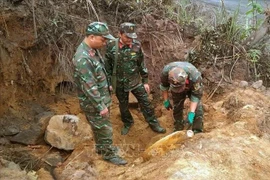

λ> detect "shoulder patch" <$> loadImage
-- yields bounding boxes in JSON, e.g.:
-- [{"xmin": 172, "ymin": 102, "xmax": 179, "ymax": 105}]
[
  {"xmin": 106, "ymin": 39, "xmax": 117, "ymax": 49},
  {"xmin": 89, "ymin": 49, "xmax": 95, "ymax": 57},
  {"xmin": 131, "ymin": 43, "xmax": 141, "ymax": 52},
  {"xmin": 193, "ymin": 81, "xmax": 202, "ymax": 91}
]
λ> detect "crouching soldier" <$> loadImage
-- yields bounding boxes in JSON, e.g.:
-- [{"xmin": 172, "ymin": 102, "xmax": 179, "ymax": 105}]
[{"xmin": 160, "ymin": 61, "xmax": 204, "ymax": 133}]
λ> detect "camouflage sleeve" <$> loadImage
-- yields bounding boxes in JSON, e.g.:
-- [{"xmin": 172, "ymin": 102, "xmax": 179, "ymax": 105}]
[
  {"xmin": 190, "ymin": 76, "xmax": 203, "ymax": 102},
  {"xmin": 138, "ymin": 48, "xmax": 149, "ymax": 84},
  {"xmin": 160, "ymin": 68, "xmax": 170, "ymax": 91},
  {"xmin": 76, "ymin": 58, "xmax": 106, "ymax": 111},
  {"xmin": 104, "ymin": 42, "xmax": 114, "ymax": 85}
]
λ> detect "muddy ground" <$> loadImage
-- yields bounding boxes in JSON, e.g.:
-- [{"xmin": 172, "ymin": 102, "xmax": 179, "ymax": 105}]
[{"xmin": 1, "ymin": 1, "xmax": 270, "ymax": 180}]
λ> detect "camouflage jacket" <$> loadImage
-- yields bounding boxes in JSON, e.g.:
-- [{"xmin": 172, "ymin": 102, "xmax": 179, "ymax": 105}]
[
  {"xmin": 105, "ymin": 38, "xmax": 148, "ymax": 92},
  {"xmin": 160, "ymin": 61, "xmax": 203, "ymax": 102},
  {"xmin": 73, "ymin": 41, "xmax": 111, "ymax": 112}
]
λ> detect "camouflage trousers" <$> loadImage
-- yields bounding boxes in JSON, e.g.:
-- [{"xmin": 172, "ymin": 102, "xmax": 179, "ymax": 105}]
[
  {"xmin": 116, "ymin": 84, "xmax": 158, "ymax": 126},
  {"xmin": 171, "ymin": 91, "xmax": 204, "ymax": 132},
  {"xmin": 84, "ymin": 110, "xmax": 117, "ymax": 160}
]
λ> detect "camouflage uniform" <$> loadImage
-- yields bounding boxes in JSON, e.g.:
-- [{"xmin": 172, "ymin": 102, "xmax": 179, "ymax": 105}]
[
  {"xmin": 160, "ymin": 61, "xmax": 204, "ymax": 132},
  {"xmin": 105, "ymin": 22, "xmax": 165, "ymax": 134},
  {"xmin": 73, "ymin": 22, "xmax": 122, "ymax": 162}
]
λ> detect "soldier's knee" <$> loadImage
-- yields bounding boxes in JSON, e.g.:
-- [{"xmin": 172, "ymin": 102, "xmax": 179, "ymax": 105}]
[{"xmin": 195, "ymin": 106, "xmax": 204, "ymax": 116}]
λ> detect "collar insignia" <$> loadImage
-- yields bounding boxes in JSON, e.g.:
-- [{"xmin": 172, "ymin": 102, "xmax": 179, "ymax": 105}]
[{"xmin": 89, "ymin": 49, "xmax": 95, "ymax": 57}]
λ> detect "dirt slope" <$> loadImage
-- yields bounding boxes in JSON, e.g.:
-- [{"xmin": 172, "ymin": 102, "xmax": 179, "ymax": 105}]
[{"xmin": 49, "ymin": 85, "xmax": 269, "ymax": 180}]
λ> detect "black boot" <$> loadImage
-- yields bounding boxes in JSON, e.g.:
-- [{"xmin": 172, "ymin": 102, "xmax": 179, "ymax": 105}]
[
  {"xmin": 192, "ymin": 117, "xmax": 203, "ymax": 133},
  {"xmin": 174, "ymin": 120, "xmax": 184, "ymax": 132},
  {"xmin": 121, "ymin": 124, "xmax": 133, "ymax": 135},
  {"xmin": 97, "ymin": 146, "xmax": 127, "ymax": 165},
  {"xmin": 105, "ymin": 155, "xmax": 127, "ymax": 165},
  {"xmin": 96, "ymin": 146, "xmax": 119, "ymax": 155},
  {"xmin": 193, "ymin": 129, "xmax": 203, "ymax": 134},
  {"xmin": 149, "ymin": 122, "xmax": 166, "ymax": 133}
]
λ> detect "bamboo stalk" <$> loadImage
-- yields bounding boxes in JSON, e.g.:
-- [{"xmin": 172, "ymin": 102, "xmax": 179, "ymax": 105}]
[
  {"xmin": 32, "ymin": 0, "xmax": 38, "ymax": 39},
  {"xmin": 2, "ymin": 16, "xmax": 9, "ymax": 37},
  {"xmin": 85, "ymin": 0, "xmax": 99, "ymax": 21}
]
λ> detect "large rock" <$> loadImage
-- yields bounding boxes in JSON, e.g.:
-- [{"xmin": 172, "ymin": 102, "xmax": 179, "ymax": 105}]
[
  {"xmin": 10, "ymin": 111, "xmax": 54, "ymax": 145},
  {"xmin": 0, "ymin": 124, "xmax": 20, "ymax": 136},
  {"xmin": 0, "ymin": 158, "xmax": 38, "ymax": 180},
  {"xmin": 53, "ymin": 147, "xmax": 98, "ymax": 180},
  {"xmin": 44, "ymin": 115, "xmax": 92, "ymax": 150},
  {"xmin": 37, "ymin": 168, "xmax": 54, "ymax": 180},
  {"xmin": 252, "ymin": 80, "xmax": 263, "ymax": 89}
]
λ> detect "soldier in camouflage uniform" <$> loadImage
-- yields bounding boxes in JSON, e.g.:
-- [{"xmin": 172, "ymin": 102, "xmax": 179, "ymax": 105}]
[
  {"xmin": 105, "ymin": 22, "xmax": 166, "ymax": 135},
  {"xmin": 73, "ymin": 22, "xmax": 127, "ymax": 165},
  {"xmin": 160, "ymin": 61, "xmax": 204, "ymax": 133}
]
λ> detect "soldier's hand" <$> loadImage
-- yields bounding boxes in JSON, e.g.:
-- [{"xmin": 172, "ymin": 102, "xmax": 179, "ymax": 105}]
[
  {"xmin": 109, "ymin": 86, "xmax": 113, "ymax": 92},
  {"xmin": 186, "ymin": 112, "xmax": 195, "ymax": 124},
  {"xmin": 100, "ymin": 107, "xmax": 109, "ymax": 117},
  {"xmin": 163, "ymin": 100, "xmax": 172, "ymax": 110},
  {"xmin": 144, "ymin": 84, "xmax": 150, "ymax": 94}
]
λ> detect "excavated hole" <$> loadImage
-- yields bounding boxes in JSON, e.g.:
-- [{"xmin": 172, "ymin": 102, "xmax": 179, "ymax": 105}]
[{"xmin": 55, "ymin": 81, "xmax": 76, "ymax": 95}]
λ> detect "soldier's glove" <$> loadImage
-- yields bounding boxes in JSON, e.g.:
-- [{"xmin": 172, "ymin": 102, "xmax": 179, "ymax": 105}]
[
  {"xmin": 187, "ymin": 112, "xmax": 195, "ymax": 124},
  {"xmin": 163, "ymin": 100, "xmax": 172, "ymax": 110}
]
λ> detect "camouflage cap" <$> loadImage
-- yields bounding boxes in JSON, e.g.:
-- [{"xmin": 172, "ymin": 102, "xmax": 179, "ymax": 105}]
[
  {"xmin": 86, "ymin": 22, "xmax": 115, "ymax": 40},
  {"xmin": 168, "ymin": 67, "xmax": 188, "ymax": 93},
  {"xmin": 119, "ymin": 22, "xmax": 137, "ymax": 39}
]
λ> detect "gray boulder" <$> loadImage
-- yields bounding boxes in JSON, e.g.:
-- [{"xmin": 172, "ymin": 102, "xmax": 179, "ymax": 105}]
[{"xmin": 44, "ymin": 115, "xmax": 92, "ymax": 150}]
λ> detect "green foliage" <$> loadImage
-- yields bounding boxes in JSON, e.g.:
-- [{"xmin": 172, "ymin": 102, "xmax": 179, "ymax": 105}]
[
  {"xmin": 164, "ymin": 0, "xmax": 194, "ymax": 24},
  {"xmin": 114, "ymin": 0, "xmax": 268, "ymax": 85},
  {"xmin": 246, "ymin": 0, "xmax": 263, "ymax": 17},
  {"xmin": 99, "ymin": 0, "xmax": 175, "ymax": 24},
  {"xmin": 247, "ymin": 49, "xmax": 262, "ymax": 63},
  {"xmin": 243, "ymin": 0, "xmax": 264, "ymax": 38},
  {"xmin": 243, "ymin": 1, "xmax": 266, "ymax": 81},
  {"xmin": 247, "ymin": 49, "xmax": 262, "ymax": 80},
  {"xmin": 135, "ymin": 0, "xmax": 174, "ymax": 6},
  {"xmin": 224, "ymin": 8, "xmax": 242, "ymax": 42},
  {"xmin": 33, "ymin": 0, "xmax": 269, "ymax": 86},
  {"xmin": 187, "ymin": 18, "xmax": 239, "ymax": 67}
]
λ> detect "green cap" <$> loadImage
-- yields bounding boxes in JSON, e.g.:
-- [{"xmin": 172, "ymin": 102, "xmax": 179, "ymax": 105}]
[
  {"xmin": 168, "ymin": 67, "xmax": 188, "ymax": 93},
  {"xmin": 119, "ymin": 22, "xmax": 137, "ymax": 39},
  {"xmin": 86, "ymin": 22, "xmax": 115, "ymax": 40}
]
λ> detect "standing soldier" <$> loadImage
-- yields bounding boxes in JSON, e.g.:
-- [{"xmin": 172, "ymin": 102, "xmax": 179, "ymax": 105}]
[
  {"xmin": 73, "ymin": 22, "xmax": 127, "ymax": 165},
  {"xmin": 105, "ymin": 22, "xmax": 166, "ymax": 135},
  {"xmin": 160, "ymin": 61, "xmax": 204, "ymax": 133}
]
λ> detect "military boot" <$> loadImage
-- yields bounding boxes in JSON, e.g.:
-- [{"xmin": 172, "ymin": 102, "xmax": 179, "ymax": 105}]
[
  {"xmin": 96, "ymin": 146, "xmax": 119, "ymax": 155},
  {"xmin": 174, "ymin": 120, "xmax": 184, "ymax": 132},
  {"xmin": 149, "ymin": 122, "xmax": 166, "ymax": 133},
  {"xmin": 121, "ymin": 124, "xmax": 133, "ymax": 135},
  {"xmin": 105, "ymin": 155, "xmax": 127, "ymax": 165},
  {"xmin": 193, "ymin": 129, "xmax": 203, "ymax": 134}
]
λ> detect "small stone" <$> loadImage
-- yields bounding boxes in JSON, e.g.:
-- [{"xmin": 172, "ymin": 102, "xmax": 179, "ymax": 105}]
[
  {"xmin": 252, "ymin": 80, "xmax": 263, "ymax": 89},
  {"xmin": 72, "ymin": 170, "xmax": 86, "ymax": 179},
  {"xmin": 239, "ymin": 81, "xmax": 248, "ymax": 88},
  {"xmin": 133, "ymin": 157, "xmax": 144, "ymax": 165}
]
